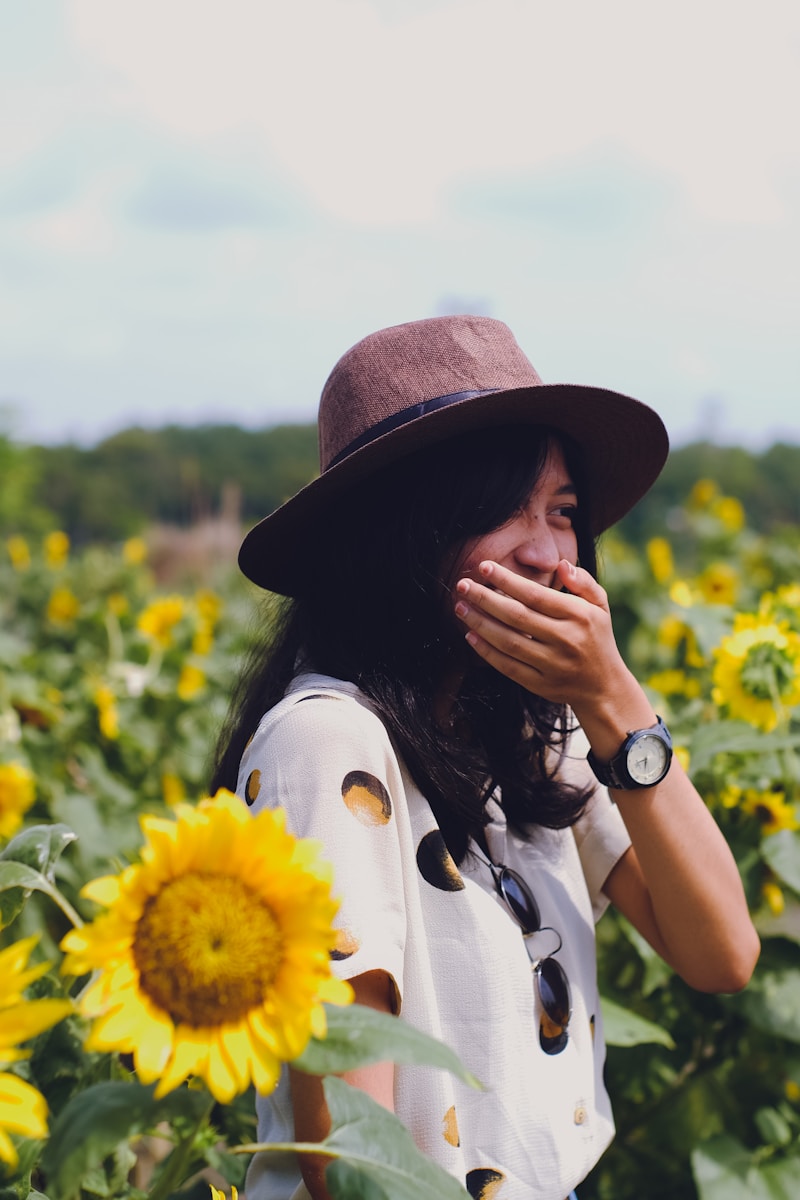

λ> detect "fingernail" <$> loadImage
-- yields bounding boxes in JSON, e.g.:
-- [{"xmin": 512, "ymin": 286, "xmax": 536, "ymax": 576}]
[{"xmin": 454, "ymin": 601, "xmax": 469, "ymax": 618}]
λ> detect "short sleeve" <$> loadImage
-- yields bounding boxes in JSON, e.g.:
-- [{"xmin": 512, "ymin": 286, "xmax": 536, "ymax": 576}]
[
  {"xmin": 237, "ymin": 688, "xmax": 407, "ymax": 1007},
  {"xmin": 559, "ymin": 722, "xmax": 632, "ymax": 922}
]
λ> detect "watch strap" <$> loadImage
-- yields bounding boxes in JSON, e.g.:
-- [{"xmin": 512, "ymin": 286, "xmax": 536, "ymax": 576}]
[{"xmin": 587, "ymin": 716, "xmax": 672, "ymax": 790}]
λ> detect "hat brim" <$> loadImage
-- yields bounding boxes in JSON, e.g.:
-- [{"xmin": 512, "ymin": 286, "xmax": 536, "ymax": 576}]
[{"xmin": 239, "ymin": 382, "xmax": 668, "ymax": 595}]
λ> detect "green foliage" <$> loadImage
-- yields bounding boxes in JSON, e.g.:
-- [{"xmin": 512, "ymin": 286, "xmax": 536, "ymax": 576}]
[
  {"xmin": 2, "ymin": 474, "xmax": 800, "ymax": 1198},
  {"xmin": 7, "ymin": 419, "xmax": 800, "ymax": 551},
  {"xmin": 317, "ymin": 1078, "xmax": 471, "ymax": 1200},
  {"xmin": 27, "ymin": 424, "xmax": 318, "ymax": 543},
  {"xmin": 0, "ymin": 434, "xmax": 51, "ymax": 538},
  {"xmin": 295, "ymin": 1005, "xmax": 483, "ymax": 1089}
]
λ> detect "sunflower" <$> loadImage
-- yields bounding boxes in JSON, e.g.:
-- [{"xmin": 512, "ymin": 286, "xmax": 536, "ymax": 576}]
[
  {"xmin": 93, "ymin": 684, "xmax": 119, "ymax": 741},
  {"xmin": 0, "ymin": 762, "xmax": 36, "ymax": 841},
  {"xmin": 60, "ymin": 790, "xmax": 352, "ymax": 1104},
  {"xmin": 698, "ymin": 561, "xmax": 739, "ymax": 606},
  {"xmin": 0, "ymin": 938, "xmax": 73, "ymax": 1168},
  {"xmin": 712, "ymin": 615, "xmax": 800, "ymax": 731},
  {"xmin": 46, "ymin": 586, "xmax": 80, "ymax": 626},
  {"xmin": 177, "ymin": 664, "xmax": 206, "ymax": 701},
  {"xmin": 741, "ymin": 788, "xmax": 800, "ymax": 836},
  {"xmin": 43, "ymin": 530, "xmax": 70, "ymax": 569},
  {"xmin": 136, "ymin": 596, "xmax": 185, "ymax": 647},
  {"xmin": 5, "ymin": 537, "xmax": 31, "ymax": 572},
  {"xmin": 645, "ymin": 537, "xmax": 674, "ymax": 584}
]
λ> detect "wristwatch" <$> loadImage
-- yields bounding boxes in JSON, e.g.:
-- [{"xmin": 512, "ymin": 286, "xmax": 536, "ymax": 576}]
[{"xmin": 587, "ymin": 716, "xmax": 673, "ymax": 790}]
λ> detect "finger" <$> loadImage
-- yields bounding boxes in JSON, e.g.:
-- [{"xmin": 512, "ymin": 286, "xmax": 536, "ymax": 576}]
[
  {"xmin": 555, "ymin": 560, "xmax": 610, "ymax": 611},
  {"xmin": 458, "ymin": 562, "xmax": 576, "ymax": 622},
  {"xmin": 464, "ymin": 629, "xmax": 550, "ymax": 693},
  {"xmin": 454, "ymin": 582, "xmax": 553, "ymax": 641}
]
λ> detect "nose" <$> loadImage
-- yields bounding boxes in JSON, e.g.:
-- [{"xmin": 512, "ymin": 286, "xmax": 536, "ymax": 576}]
[{"xmin": 511, "ymin": 517, "xmax": 562, "ymax": 579}]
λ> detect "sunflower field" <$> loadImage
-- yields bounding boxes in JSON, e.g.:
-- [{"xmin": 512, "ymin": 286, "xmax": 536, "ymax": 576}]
[{"xmin": 1, "ymin": 478, "xmax": 800, "ymax": 1200}]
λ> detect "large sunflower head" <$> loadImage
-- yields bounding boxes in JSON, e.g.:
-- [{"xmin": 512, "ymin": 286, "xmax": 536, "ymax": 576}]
[
  {"xmin": 712, "ymin": 615, "xmax": 800, "ymax": 732},
  {"xmin": 60, "ymin": 790, "xmax": 352, "ymax": 1104}
]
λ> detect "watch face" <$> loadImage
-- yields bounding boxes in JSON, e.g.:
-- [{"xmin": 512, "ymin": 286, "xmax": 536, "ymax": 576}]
[{"xmin": 626, "ymin": 733, "xmax": 670, "ymax": 785}]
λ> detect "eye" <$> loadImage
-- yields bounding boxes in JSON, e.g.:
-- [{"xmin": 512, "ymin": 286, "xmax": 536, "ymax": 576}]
[{"xmin": 551, "ymin": 504, "xmax": 578, "ymax": 528}]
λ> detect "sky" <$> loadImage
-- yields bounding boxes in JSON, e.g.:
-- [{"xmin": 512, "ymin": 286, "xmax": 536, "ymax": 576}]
[{"xmin": 1, "ymin": 0, "xmax": 798, "ymax": 451}]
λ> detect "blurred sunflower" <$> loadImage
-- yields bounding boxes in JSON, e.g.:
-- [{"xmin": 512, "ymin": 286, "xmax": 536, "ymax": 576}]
[
  {"xmin": 762, "ymin": 880, "xmax": 785, "ymax": 916},
  {"xmin": 5, "ymin": 537, "xmax": 30, "ymax": 571},
  {"xmin": 0, "ymin": 762, "xmax": 36, "ymax": 841},
  {"xmin": 698, "ymin": 561, "xmax": 739, "ymax": 606},
  {"xmin": 688, "ymin": 478, "xmax": 718, "ymax": 510},
  {"xmin": 657, "ymin": 614, "xmax": 706, "ymax": 668},
  {"xmin": 93, "ymin": 684, "xmax": 119, "ymax": 741},
  {"xmin": 741, "ymin": 788, "xmax": 799, "ymax": 836},
  {"xmin": 137, "ymin": 596, "xmax": 185, "ymax": 647},
  {"xmin": 645, "ymin": 537, "xmax": 674, "ymax": 584},
  {"xmin": 712, "ymin": 615, "xmax": 800, "ymax": 731},
  {"xmin": 647, "ymin": 668, "xmax": 701, "ymax": 700},
  {"xmin": 60, "ymin": 790, "xmax": 352, "ymax": 1104},
  {"xmin": 123, "ymin": 536, "xmax": 148, "ymax": 565},
  {"xmin": 46, "ymin": 586, "xmax": 80, "ymax": 626},
  {"xmin": 710, "ymin": 495, "xmax": 745, "ymax": 533},
  {"xmin": 43, "ymin": 531, "xmax": 70, "ymax": 569},
  {"xmin": 177, "ymin": 664, "xmax": 206, "ymax": 701},
  {"xmin": 0, "ymin": 938, "xmax": 72, "ymax": 1167}
]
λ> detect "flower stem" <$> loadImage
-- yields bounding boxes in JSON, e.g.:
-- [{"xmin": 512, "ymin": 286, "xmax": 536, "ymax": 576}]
[{"xmin": 147, "ymin": 1092, "xmax": 215, "ymax": 1200}]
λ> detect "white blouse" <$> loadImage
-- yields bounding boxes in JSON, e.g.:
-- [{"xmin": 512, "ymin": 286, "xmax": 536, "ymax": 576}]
[{"xmin": 239, "ymin": 672, "xmax": 632, "ymax": 1200}]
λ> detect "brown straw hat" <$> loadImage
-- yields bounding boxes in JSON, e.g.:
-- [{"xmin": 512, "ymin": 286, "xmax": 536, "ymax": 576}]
[{"xmin": 239, "ymin": 315, "xmax": 669, "ymax": 595}]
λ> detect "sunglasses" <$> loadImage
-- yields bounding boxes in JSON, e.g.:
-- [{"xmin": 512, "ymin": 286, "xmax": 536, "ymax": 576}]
[{"xmin": 485, "ymin": 860, "xmax": 572, "ymax": 1055}]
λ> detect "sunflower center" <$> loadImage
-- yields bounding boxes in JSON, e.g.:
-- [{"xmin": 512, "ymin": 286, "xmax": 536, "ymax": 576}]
[
  {"xmin": 740, "ymin": 641, "xmax": 794, "ymax": 700},
  {"xmin": 133, "ymin": 873, "xmax": 284, "ymax": 1027}
]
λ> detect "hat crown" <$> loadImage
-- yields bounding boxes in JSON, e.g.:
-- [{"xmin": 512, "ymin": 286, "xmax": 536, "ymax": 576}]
[{"xmin": 319, "ymin": 315, "xmax": 543, "ymax": 472}]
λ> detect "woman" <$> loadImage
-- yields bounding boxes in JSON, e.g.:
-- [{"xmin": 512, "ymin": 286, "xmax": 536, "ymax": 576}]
[{"xmin": 212, "ymin": 315, "xmax": 759, "ymax": 1200}]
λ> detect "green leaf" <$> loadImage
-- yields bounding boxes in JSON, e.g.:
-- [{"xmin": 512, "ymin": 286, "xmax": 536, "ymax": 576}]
[
  {"xmin": 618, "ymin": 916, "xmax": 673, "ymax": 995},
  {"xmin": 40, "ymin": 1080, "xmax": 210, "ymax": 1200},
  {"xmin": 0, "ymin": 824, "xmax": 77, "ymax": 930},
  {"xmin": 754, "ymin": 898, "xmax": 800, "ymax": 944},
  {"xmin": 600, "ymin": 996, "xmax": 675, "ymax": 1048},
  {"xmin": 0, "ymin": 823, "xmax": 77, "ymax": 879},
  {"xmin": 754, "ymin": 1106, "xmax": 793, "ymax": 1148},
  {"xmin": 293, "ymin": 1005, "xmax": 482, "ymax": 1089},
  {"xmin": 692, "ymin": 1135, "xmax": 800, "ymax": 1200},
  {"xmin": 688, "ymin": 721, "xmax": 800, "ymax": 775},
  {"xmin": 762, "ymin": 1155, "xmax": 800, "ymax": 1200},
  {"xmin": 324, "ymin": 1079, "xmax": 472, "ymax": 1200},
  {"xmin": 762, "ymin": 830, "xmax": 800, "ymax": 893},
  {"xmin": 0, "ymin": 862, "xmax": 80, "ymax": 930},
  {"xmin": 732, "ymin": 966, "xmax": 800, "ymax": 1043},
  {"xmin": 692, "ymin": 1135, "xmax": 773, "ymax": 1199}
]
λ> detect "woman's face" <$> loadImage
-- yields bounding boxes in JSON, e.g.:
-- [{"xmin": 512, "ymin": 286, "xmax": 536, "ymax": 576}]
[{"xmin": 448, "ymin": 442, "xmax": 579, "ymax": 591}]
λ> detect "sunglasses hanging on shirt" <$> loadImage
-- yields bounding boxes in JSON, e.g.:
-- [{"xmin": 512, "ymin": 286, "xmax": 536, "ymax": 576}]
[{"xmin": 477, "ymin": 851, "xmax": 572, "ymax": 1055}]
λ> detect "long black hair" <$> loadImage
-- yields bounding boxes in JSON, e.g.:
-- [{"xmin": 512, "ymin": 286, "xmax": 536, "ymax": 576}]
[{"xmin": 211, "ymin": 424, "xmax": 597, "ymax": 862}]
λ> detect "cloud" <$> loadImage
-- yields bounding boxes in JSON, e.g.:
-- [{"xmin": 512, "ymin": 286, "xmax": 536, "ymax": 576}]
[
  {"xmin": 128, "ymin": 157, "xmax": 303, "ymax": 231},
  {"xmin": 451, "ymin": 150, "xmax": 674, "ymax": 235},
  {"xmin": 66, "ymin": 0, "xmax": 799, "ymax": 226}
]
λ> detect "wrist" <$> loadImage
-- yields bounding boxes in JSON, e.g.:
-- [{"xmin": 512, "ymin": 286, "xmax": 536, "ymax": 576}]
[
  {"xmin": 587, "ymin": 716, "xmax": 673, "ymax": 791},
  {"xmin": 571, "ymin": 670, "xmax": 657, "ymax": 761}
]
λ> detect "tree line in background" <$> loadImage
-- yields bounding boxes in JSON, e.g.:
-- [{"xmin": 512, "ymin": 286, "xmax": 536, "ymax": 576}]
[{"xmin": 3, "ymin": 423, "xmax": 800, "ymax": 549}]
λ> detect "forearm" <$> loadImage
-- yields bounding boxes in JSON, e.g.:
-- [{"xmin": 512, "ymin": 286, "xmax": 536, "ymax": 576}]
[
  {"xmin": 290, "ymin": 970, "xmax": 396, "ymax": 1200},
  {"xmin": 577, "ymin": 671, "xmax": 759, "ymax": 992}
]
